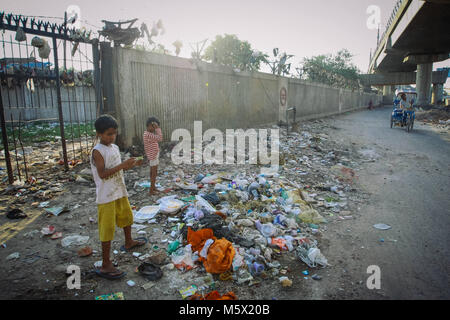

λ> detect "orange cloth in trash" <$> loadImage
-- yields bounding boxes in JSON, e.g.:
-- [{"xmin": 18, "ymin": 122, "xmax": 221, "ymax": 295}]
[
  {"xmin": 189, "ymin": 291, "xmax": 237, "ymax": 300},
  {"xmin": 187, "ymin": 227, "xmax": 216, "ymax": 254},
  {"xmin": 203, "ymin": 238, "xmax": 235, "ymax": 274}
]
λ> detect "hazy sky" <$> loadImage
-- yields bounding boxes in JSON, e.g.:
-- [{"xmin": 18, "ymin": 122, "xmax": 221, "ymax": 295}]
[{"xmin": 2, "ymin": 0, "xmax": 449, "ymax": 85}]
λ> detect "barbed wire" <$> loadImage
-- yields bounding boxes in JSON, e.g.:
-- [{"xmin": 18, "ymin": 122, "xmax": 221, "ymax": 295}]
[{"xmin": 5, "ymin": 12, "xmax": 101, "ymax": 32}]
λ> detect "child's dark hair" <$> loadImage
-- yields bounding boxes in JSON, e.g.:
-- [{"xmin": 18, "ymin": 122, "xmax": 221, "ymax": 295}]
[
  {"xmin": 95, "ymin": 115, "xmax": 118, "ymax": 133},
  {"xmin": 146, "ymin": 117, "xmax": 160, "ymax": 127}
]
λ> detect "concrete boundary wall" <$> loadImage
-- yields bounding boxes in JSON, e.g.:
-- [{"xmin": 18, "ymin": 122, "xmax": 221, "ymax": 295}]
[{"xmin": 102, "ymin": 45, "xmax": 382, "ymax": 148}]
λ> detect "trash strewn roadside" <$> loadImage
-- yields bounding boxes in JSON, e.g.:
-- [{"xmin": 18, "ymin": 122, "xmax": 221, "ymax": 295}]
[{"xmin": 0, "ymin": 119, "xmax": 373, "ymax": 299}]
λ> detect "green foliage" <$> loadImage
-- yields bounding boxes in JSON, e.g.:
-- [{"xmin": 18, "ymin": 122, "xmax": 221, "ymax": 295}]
[
  {"xmin": 203, "ymin": 34, "xmax": 264, "ymax": 71},
  {"xmin": 298, "ymin": 49, "xmax": 361, "ymax": 89},
  {"xmin": 262, "ymin": 48, "xmax": 294, "ymax": 76},
  {"xmin": 1, "ymin": 122, "xmax": 95, "ymax": 149}
]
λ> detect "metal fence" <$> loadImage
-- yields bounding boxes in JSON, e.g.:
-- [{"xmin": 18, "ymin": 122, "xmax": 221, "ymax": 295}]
[{"xmin": 0, "ymin": 12, "xmax": 102, "ymax": 184}]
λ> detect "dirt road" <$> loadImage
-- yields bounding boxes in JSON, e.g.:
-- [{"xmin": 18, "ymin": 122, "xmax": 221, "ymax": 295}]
[{"xmin": 315, "ymin": 106, "xmax": 450, "ymax": 299}]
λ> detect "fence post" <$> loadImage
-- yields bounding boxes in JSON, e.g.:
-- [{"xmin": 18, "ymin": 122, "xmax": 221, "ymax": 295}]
[
  {"xmin": 92, "ymin": 38, "xmax": 103, "ymax": 116},
  {"xmin": 52, "ymin": 36, "xmax": 69, "ymax": 170},
  {"xmin": 0, "ymin": 88, "xmax": 14, "ymax": 184}
]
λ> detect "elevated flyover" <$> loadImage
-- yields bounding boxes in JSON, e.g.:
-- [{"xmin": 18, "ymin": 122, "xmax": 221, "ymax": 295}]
[{"xmin": 367, "ymin": 0, "xmax": 450, "ymax": 105}]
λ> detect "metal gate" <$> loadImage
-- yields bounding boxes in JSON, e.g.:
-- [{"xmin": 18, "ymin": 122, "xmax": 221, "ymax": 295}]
[{"xmin": 0, "ymin": 12, "xmax": 102, "ymax": 185}]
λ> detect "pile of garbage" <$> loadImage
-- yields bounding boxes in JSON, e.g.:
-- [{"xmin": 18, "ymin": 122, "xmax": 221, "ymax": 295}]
[
  {"xmin": 416, "ymin": 107, "xmax": 450, "ymax": 127},
  {"xmin": 127, "ymin": 164, "xmax": 339, "ymax": 298},
  {"xmin": 110, "ymin": 122, "xmax": 362, "ymax": 299}
]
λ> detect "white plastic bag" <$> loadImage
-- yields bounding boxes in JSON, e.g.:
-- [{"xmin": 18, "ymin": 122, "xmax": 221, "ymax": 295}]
[
  {"xmin": 307, "ymin": 248, "xmax": 328, "ymax": 267},
  {"xmin": 135, "ymin": 206, "xmax": 160, "ymax": 221},
  {"xmin": 61, "ymin": 235, "xmax": 89, "ymax": 247},
  {"xmin": 160, "ymin": 199, "xmax": 184, "ymax": 214},
  {"xmin": 195, "ymin": 195, "xmax": 216, "ymax": 213},
  {"xmin": 171, "ymin": 244, "xmax": 195, "ymax": 268},
  {"xmin": 199, "ymin": 239, "xmax": 214, "ymax": 258}
]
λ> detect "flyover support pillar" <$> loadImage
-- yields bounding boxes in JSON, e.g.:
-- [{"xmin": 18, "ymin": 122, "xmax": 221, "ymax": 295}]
[
  {"xmin": 416, "ymin": 63, "xmax": 433, "ymax": 106},
  {"xmin": 382, "ymin": 85, "xmax": 393, "ymax": 104},
  {"xmin": 432, "ymin": 83, "xmax": 444, "ymax": 105}
]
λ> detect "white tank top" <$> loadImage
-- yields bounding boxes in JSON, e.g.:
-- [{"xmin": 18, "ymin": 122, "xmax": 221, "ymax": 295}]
[{"xmin": 90, "ymin": 143, "xmax": 128, "ymax": 204}]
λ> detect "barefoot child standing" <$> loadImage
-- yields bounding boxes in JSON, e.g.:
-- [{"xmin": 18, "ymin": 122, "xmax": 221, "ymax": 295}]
[
  {"xmin": 91, "ymin": 115, "xmax": 146, "ymax": 279},
  {"xmin": 143, "ymin": 117, "xmax": 163, "ymax": 195}
]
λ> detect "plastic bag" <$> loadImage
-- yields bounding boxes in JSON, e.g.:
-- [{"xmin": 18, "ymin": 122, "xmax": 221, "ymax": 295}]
[
  {"xmin": 15, "ymin": 27, "xmax": 26, "ymax": 42},
  {"xmin": 31, "ymin": 36, "xmax": 45, "ymax": 48},
  {"xmin": 160, "ymin": 199, "xmax": 184, "ymax": 214},
  {"xmin": 307, "ymin": 248, "xmax": 328, "ymax": 267},
  {"xmin": 172, "ymin": 244, "xmax": 195, "ymax": 271},
  {"xmin": 38, "ymin": 40, "xmax": 51, "ymax": 59},
  {"xmin": 296, "ymin": 208, "xmax": 326, "ymax": 224},
  {"xmin": 232, "ymin": 251, "xmax": 244, "ymax": 271},
  {"xmin": 195, "ymin": 195, "xmax": 216, "ymax": 213},
  {"xmin": 199, "ymin": 239, "xmax": 215, "ymax": 258},
  {"xmin": 296, "ymin": 244, "xmax": 328, "ymax": 268},
  {"xmin": 156, "ymin": 195, "xmax": 178, "ymax": 203},
  {"xmin": 135, "ymin": 206, "xmax": 159, "ymax": 221},
  {"xmin": 268, "ymin": 237, "xmax": 288, "ymax": 251},
  {"xmin": 61, "ymin": 235, "xmax": 89, "ymax": 247},
  {"xmin": 255, "ymin": 221, "xmax": 278, "ymax": 238}
]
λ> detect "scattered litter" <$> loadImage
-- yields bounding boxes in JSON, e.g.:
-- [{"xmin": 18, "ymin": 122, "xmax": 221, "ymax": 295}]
[
  {"xmin": 45, "ymin": 206, "xmax": 69, "ymax": 216},
  {"xmin": 6, "ymin": 209, "xmax": 27, "ymax": 219},
  {"xmin": 61, "ymin": 235, "xmax": 89, "ymax": 247},
  {"xmin": 50, "ymin": 232, "xmax": 63, "ymax": 240},
  {"xmin": 138, "ymin": 262, "xmax": 163, "ymax": 281},
  {"xmin": 134, "ymin": 206, "xmax": 160, "ymax": 222},
  {"xmin": 279, "ymin": 276, "xmax": 292, "ymax": 287},
  {"xmin": 6, "ymin": 252, "xmax": 20, "ymax": 260},
  {"xmin": 373, "ymin": 223, "xmax": 392, "ymax": 230},
  {"xmin": 95, "ymin": 292, "xmax": 124, "ymax": 300},
  {"xmin": 41, "ymin": 225, "xmax": 56, "ymax": 235},
  {"xmin": 77, "ymin": 246, "xmax": 93, "ymax": 257},
  {"xmin": 179, "ymin": 285, "xmax": 198, "ymax": 299}
]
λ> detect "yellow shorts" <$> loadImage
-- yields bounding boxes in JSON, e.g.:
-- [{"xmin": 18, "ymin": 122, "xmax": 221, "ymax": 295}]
[{"xmin": 97, "ymin": 197, "xmax": 133, "ymax": 242}]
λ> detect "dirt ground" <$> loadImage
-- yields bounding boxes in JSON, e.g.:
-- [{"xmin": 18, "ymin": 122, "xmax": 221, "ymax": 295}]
[{"xmin": 0, "ymin": 105, "xmax": 448, "ymax": 300}]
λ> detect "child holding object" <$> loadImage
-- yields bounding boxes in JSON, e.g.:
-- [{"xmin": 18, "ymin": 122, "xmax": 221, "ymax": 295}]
[
  {"xmin": 143, "ymin": 117, "xmax": 163, "ymax": 195},
  {"xmin": 91, "ymin": 115, "xmax": 147, "ymax": 280}
]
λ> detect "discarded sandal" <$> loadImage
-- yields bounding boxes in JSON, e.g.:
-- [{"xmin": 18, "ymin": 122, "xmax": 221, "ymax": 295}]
[
  {"xmin": 138, "ymin": 262, "xmax": 163, "ymax": 281},
  {"xmin": 6, "ymin": 209, "xmax": 27, "ymax": 219},
  {"xmin": 95, "ymin": 268, "xmax": 126, "ymax": 280}
]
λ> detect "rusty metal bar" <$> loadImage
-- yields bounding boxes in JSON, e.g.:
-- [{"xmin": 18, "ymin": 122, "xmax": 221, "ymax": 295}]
[
  {"xmin": 10, "ymin": 114, "xmax": 21, "ymax": 180},
  {"xmin": 17, "ymin": 112, "xmax": 28, "ymax": 181},
  {"xmin": 52, "ymin": 36, "xmax": 69, "ymax": 170},
  {"xmin": 0, "ymin": 87, "xmax": 14, "ymax": 184}
]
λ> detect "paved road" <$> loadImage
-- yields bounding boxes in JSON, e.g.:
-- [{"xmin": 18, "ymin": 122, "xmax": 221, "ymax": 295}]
[{"xmin": 318, "ymin": 105, "xmax": 450, "ymax": 299}]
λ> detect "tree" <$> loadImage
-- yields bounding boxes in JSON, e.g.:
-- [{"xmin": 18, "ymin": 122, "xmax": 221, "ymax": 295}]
[
  {"xmin": 203, "ymin": 34, "xmax": 264, "ymax": 71},
  {"xmin": 298, "ymin": 49, "xmax": 361, "ymax": 89},
  {"xmin": 262, "ymin": 48, "xmax": 294, "ymax": 76}
]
